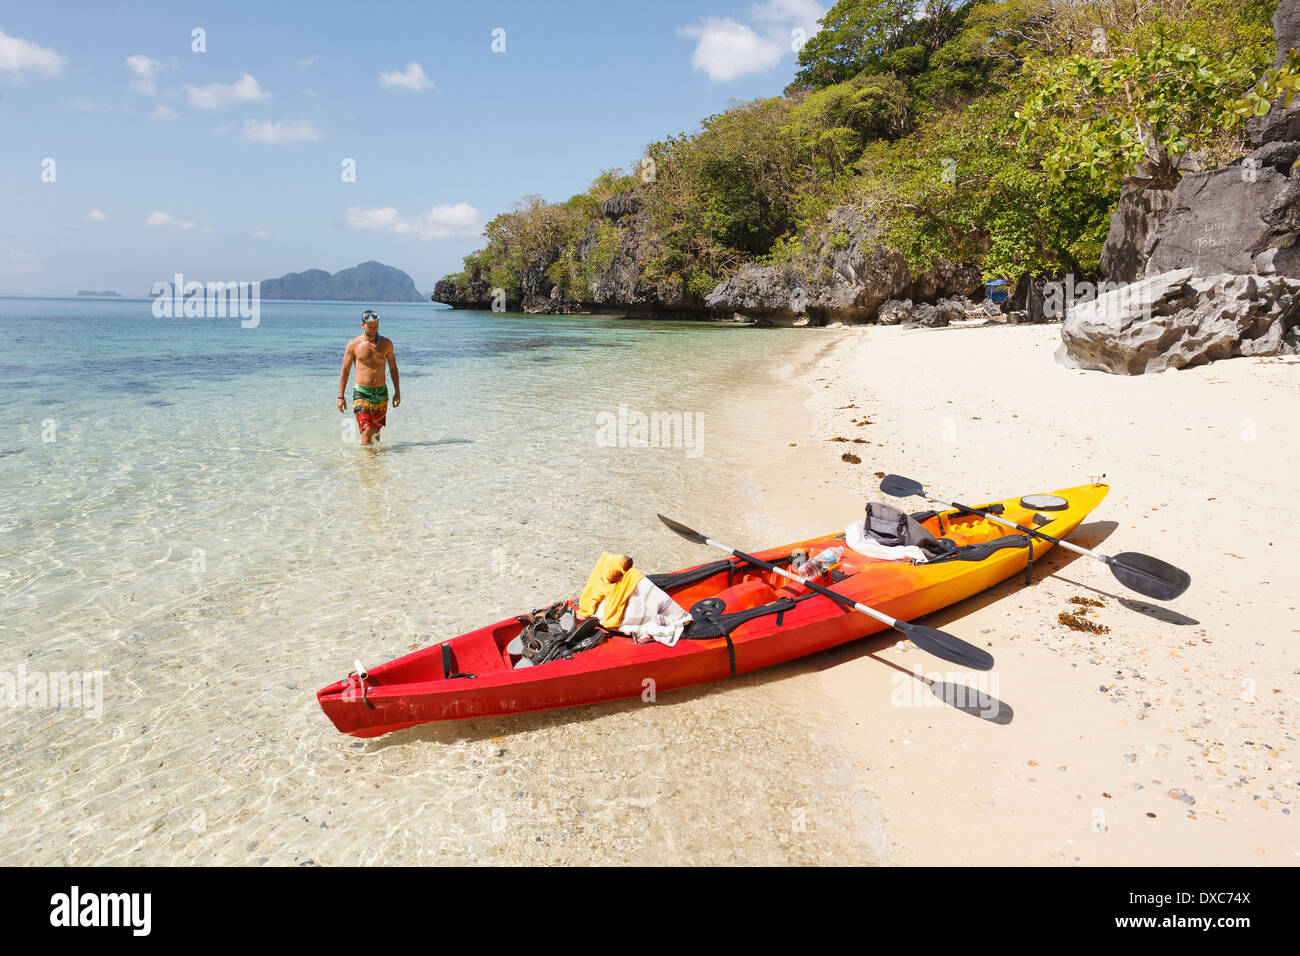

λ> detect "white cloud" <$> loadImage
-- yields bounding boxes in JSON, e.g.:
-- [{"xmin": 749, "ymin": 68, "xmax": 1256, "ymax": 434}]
[
  {"xmin": 68, "ymin": 97, "xmax": 103, "ymax": 111},
  {"xmin": 184, "ymin": 73, "xmax": 269, "ymax": 109},
  {"xmin": 84, "ymin": 209, "xmax": 110, "ymax": 222},
  {"xmin": 378, "ymin": 62, "xmax": 436, "ymax": 93},
  {"xmin": 0, "ymin": 28, "xmax": 65, "ymax": 76},
  {"xmin": 9, "ymin": 250, "xmax": 37, "ymax": 273},
  {"xmin": 297, "ymin": 55, "xmax": 318, "ymax": 69},
  {"xmin": 149, "ymin": 104, "xmax": 177, "ymax": 121},
  {"xmin": 679, "ymin": 1, "xmax": 826, "ymax": 82},
  {"xmin": 678, "ymin": 18, "xmax": 784, "ymax": 82},
  {"xmin": 345, "ymin": 203, "xmax": 482, "ymax": 241},
  {"xmin": 125, "ymin": 54, "xmax": 164, "ymax": 94},
  {"xmin": 241, "ymin": 118, "xmax": 322, "ymax": 143},
  {"xmin": 145, "ymin": 211, "xmax": 211, "ymax": 232},
  {"xmin": 248, "ymin": 229, "xmax": 271, "ymax": 239}
]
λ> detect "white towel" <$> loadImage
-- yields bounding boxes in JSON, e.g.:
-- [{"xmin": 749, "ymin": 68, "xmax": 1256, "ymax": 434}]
[
  {"xmin": 844, "ymin": 520, "xmax": 927, "ymax": 563},
  {"xmin": 594, "ymin": 576, "xmax": 693, "ymax": 646}
]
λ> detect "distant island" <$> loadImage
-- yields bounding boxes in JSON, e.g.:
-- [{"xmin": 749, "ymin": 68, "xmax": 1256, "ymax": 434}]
[
  {"xmin": 260, "ymin": 261, "xmax": 424, "ymax": 302},
  {"xmin": 77, "ymin": 290, "xmax": 123, "ymax": 297}
]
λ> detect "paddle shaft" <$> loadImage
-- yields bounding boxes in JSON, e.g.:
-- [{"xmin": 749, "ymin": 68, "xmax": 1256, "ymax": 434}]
[
  {"xmin": 921, "ymin": 492, "xmax": 1106, "ymax": 562},
  {"xmin": 696, "ymin": 535, "xmax": 902, "ymax": 629}
]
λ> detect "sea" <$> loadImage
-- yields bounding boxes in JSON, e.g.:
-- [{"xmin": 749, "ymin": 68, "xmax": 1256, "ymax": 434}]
[{"xmin": 0, "ymin": 297, "xmax": 886, "ymax": 865}]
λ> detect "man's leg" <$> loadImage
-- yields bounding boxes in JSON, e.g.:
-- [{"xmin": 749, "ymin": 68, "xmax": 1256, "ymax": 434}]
[{"xmin": 356, "ymin": 407, "xmax": 374, "ymax": 446}]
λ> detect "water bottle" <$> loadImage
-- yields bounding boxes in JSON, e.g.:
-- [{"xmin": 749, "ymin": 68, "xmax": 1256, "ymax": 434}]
[{"xmin": 795, "ymin": 547, "xmax": 842, "ymax": 579}]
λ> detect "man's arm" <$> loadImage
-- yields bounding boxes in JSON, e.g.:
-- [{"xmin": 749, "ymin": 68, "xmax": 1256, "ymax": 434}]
[
  {"xmin": 337, "ymin": 342, "xmax": 354, "ymax": 412},
  {"xmin": 387, "ymin": 339, "xmax": 401, "ymax": 407}
]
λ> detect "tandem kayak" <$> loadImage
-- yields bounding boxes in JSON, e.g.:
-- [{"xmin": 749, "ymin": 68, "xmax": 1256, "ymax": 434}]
[{"xmin": 318, "ymin": 482, "xmax": 1110, "ymax": 737}]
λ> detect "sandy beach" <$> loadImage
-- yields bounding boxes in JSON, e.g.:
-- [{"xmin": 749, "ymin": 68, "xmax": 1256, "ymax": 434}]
[{"xmin": 732, "ymin": 321, "xmax": 1299, "ymax": 865}]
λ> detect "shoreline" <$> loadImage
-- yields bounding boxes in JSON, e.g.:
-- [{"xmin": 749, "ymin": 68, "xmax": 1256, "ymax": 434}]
[{"xmin": 738, "ymin": 324, "xmax": 1299, "ymax": 865}]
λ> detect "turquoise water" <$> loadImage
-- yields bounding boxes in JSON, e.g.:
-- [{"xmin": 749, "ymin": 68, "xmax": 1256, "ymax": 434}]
[{"xmin": 0, "ymin": 298, "xmax": 885, "ymax": 865}]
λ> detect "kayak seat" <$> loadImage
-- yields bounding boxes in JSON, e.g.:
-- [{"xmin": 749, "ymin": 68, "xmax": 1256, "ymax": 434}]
[
  {"xmin": 442, "ymin": 637, "xmax": 510, "ymax": 676},
  {"xmin": 713, "ymin": 579, "xmax": 779, "ymax": 612}
]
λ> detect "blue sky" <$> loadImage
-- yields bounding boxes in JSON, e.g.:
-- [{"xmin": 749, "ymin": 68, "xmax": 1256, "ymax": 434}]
[{"xmin": 0, "ymin": 0, "xmax": 826, "ymax": 296}]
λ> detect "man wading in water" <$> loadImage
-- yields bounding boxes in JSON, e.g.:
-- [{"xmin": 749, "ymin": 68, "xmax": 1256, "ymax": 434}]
[{"xmin": 337, "ymin": 310, "xmax": 400, "ymax": 446}]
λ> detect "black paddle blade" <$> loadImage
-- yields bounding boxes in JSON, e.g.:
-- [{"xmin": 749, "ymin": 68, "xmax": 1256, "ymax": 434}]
[
  {"xmin": 896, "ymin": 622, "xmax": 994, "ymax": 671},
  {"xmin": 657, "ymin": 513, "xmax": 708, "ymax": 546},
  {"xmin": 880, "ymin": 474, "xmax": 925, "ymax": 498},
  {"xmin": 1109, "ymin": 552, "xmax": 1191, "ymax": 601}
]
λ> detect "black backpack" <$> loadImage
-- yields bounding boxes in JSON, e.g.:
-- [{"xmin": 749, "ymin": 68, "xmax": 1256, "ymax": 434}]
[{"xmin": 864, "ymin": 502, "xmax": 957, "ymax": 560}]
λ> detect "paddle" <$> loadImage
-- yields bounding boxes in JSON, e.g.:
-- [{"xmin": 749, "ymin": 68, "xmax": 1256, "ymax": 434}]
[
  {"xmin": 878, "ymin": 474, "xmax": 1191, "ymax": 601},
  {"xmin": 656, "ymin": 513, "xmax": 994, "ymax": 671}
]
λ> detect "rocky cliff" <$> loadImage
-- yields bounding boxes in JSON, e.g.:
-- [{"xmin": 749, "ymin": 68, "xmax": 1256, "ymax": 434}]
[
  {"xmin": 703, "ymin": 206, "xmax": 982, "ymax": 324},
  {"xmin": 434, "ymin": 193, "xmax": 705, "ymax": 318},
  {"xmin": 433, "ymin": 195, "xmax": 982, "ymax": 324}
]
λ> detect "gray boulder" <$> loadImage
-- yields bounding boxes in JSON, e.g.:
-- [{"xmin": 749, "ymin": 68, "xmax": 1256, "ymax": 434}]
[
  {"xmin": 1057, "ymin": 269, "xmax": 1300, "ymax": 374},
  {"xmin": 875, "ymin": 299, "xmax": 914, "ymax": 325},
  {"xmin": 907, "ymin": 297, "xmax": 967, "ymax": 327}
]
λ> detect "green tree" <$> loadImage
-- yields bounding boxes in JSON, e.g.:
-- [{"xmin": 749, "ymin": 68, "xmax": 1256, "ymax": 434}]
[
  {"xmin": 1016, "ymin": 38, "xmax": 1292, "ymax": 190},
  {"xmin": 794, "ymin": 0, "xmax": 917, "ymax": 87},
  {"xmin": 794, "ymin": 0, "xmax": 975, "ymax": 88},
  {"xmin": 787, "ymin": 72, "xmax": 914, "ymax": 175}
]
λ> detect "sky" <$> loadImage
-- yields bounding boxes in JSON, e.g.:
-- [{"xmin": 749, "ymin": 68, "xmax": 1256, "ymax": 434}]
[{"xmin": 0, "ymin": 0, "xmax": 828, "ymax": 296}]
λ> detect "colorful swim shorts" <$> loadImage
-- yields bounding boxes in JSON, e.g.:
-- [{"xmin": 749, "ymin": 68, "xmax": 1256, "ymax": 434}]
[{"xmin": 353, "ymin": 384, "xmax": 389, "ymax": 432}]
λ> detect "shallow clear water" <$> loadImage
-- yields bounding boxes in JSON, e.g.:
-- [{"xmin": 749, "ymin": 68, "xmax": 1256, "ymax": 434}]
[{"xmin": 0, "ymin": 298, "xmax": 885, "ymax": 865}]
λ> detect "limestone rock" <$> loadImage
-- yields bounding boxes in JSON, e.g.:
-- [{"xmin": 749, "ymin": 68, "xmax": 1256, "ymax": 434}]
[
  {"xmin": 1247, "ymin": 0, "xmax": 1300, "ymax": 146},
  {"xmin": 1100, "ymin": 188, "xmax": 1174, "ymax": 283},
  {"xmin": 875, "ymin": 299, "xmax": 913, "ymax": 326},
  {"xmin": 704, "ymin": 205, "xmax": 980, "ymax": 323},
  {"xmin": 601, "ymin": 191, "xmax": 642, "ymax": 221},
  {"xmin": 1142, "ymin": 162, "xmax": 1300, "ymax": 277},
  {"xmin": 1057, "ymin": 270, "xmax": 1300, "ymax": 374}
]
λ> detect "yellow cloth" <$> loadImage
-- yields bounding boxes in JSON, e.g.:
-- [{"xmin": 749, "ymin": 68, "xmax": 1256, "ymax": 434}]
[{"xmin": 576, "ymin": 552, "xmax": 645, "ymax": 629}]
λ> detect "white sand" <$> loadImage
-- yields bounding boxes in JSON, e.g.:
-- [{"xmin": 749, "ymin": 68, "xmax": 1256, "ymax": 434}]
[{"xmin": 744, "ymin": 322, "xmax": 1300, "ymax": 865}]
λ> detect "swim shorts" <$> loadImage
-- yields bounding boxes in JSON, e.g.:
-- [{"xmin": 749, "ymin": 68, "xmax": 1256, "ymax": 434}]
[{"xmin": 353, "ymin": 384, "xmax": 389, "ymax": 432}]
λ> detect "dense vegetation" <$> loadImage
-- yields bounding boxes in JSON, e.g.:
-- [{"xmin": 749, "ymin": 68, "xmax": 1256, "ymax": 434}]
[{"xmin": 446, "ymin": 0, "xmax": 1295, "ymax": 303}]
